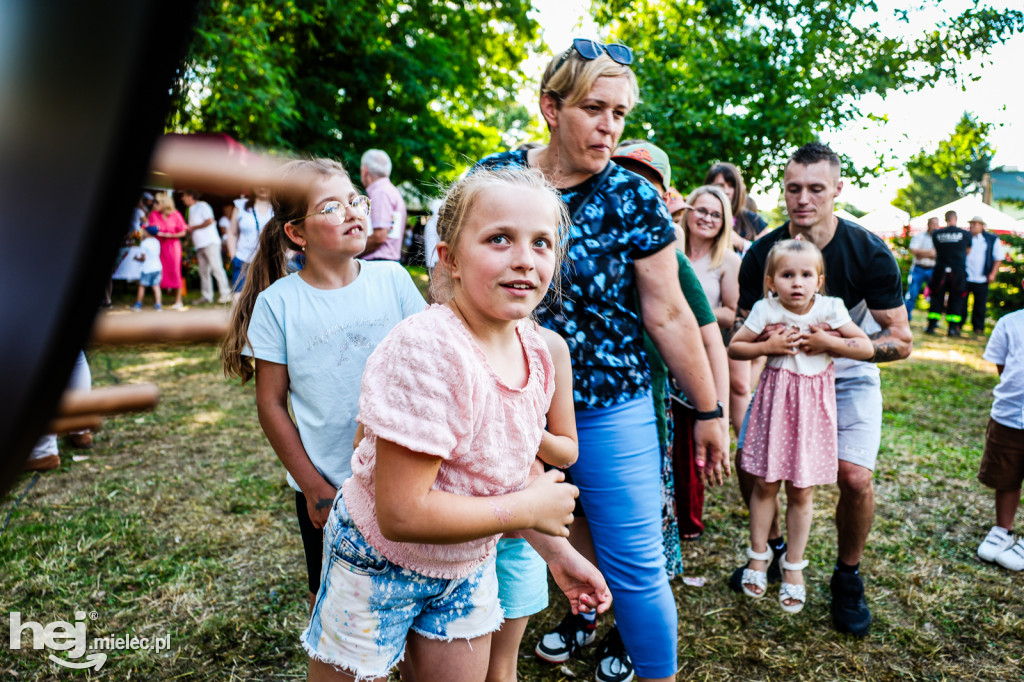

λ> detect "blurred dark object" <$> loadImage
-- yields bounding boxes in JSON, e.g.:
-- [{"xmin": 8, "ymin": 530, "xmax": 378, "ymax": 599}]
[{"xmin": 0, "ymin": 2, "xmax": 199, "ymax": 496}]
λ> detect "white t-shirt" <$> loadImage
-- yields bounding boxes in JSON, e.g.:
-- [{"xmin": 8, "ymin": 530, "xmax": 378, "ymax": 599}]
[
  {"xmin": 908, "ymin": 231, "xmax": 936, "ymax": 268},
  {"xmin": 243, "ymin": 261, "xmax": 426, "ymax": 492},
  {"xmin": 743, "ymin": 294, "xmax": 853, "ymax": 375},
  {"xmin": 139, "ymin": 237, "xmax": 162, "ymax": 274},
  {"xmin": 234, "ymin": 199, "xmax": 274, "ymax": 263},
  {"xmin": 188, "ymin": 200, "xmax": 220, "ymax": 250},
  {"xmin": 966, "ymin": 233, "xmax": 1006, "ymax": 283},
  {"xmin": 983, "ymin": 309, "xmax": 1024, "ymax": 430}
]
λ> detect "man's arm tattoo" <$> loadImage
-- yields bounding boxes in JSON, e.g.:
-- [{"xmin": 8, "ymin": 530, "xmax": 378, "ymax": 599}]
[
  {"xmin": 868, "ymin": 328, "xmax": 901, "ymax": 363},
  {"xmin": 732, "ymin": 308, "xmax": 750, "ymax": 337},
  {"xmin": 316, "ymin": 497, "xmax": 334, "ymax": 511}
]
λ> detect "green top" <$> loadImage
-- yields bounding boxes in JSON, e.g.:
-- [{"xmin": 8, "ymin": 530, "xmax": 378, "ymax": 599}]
[{"xmin": 646, "ymin": 249, "xmax": 716, "ymax": 445}]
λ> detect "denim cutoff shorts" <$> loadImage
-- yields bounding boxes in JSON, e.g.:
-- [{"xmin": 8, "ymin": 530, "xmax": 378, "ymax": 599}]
[
  {"xmin": 300, "ymin": 495, "xmax": 502, "ymax": 679},
  {"xmin": 139, "ymin": 270, "xmax": 161, "ymax": 287}
]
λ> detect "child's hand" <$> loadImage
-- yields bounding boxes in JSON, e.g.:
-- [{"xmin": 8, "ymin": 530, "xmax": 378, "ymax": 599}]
[
  {"xmin": 798, "ymin": 324, "xmax": 840, "ymax": 356},
  {"xmin": 546, "ymin": 549, "xmax": 613, "ymax": 615},
  {"xmin": 304, "ymin": 482, "xmax": 338, "ymax": 529},
  {"xmin": 762, "ymin": 326, "xmax": 801, "ymax": 356},
  {"xmin": 523, "ymin": 469, "xmax": 577, "ymax": 537}
]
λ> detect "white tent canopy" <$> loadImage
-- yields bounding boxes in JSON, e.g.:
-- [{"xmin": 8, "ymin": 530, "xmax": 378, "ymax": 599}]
[
  {"xmin": 909, "ymin": 196, "xmax": 1021, "ymax": 234},
  {"xmin": 858, "ymin": 205, "xmax": 910, "ymax": 238},
  {"xmin": 834, "ymin": 209, "xmax": 859, "ymax": 222}
]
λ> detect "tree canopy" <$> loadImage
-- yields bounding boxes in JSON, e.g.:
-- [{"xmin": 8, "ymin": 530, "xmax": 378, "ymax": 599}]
[
  {"xmin": 172, "ymin": 0, "xmax": 538, "ymax": 191},
  {"xmin": 893, "ymin": 112, "xmax": 995, "ymax": 215},
  {"xmin": 171, "ymin": 1, "xmax": 1023, "ymax": 199},
  {"xmin": 591, "ymin": 0, "xmax": 1022, "ymax": 194}
]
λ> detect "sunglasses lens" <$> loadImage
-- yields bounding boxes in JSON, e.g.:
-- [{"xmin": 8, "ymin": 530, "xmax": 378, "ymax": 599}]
[
  {"xmin": 573, "ymin": 38, "xmax": 602, "ymax": 60},
  {"xmin": 605, "ymin": 44, "xmax": 633, "ymax": 65}
]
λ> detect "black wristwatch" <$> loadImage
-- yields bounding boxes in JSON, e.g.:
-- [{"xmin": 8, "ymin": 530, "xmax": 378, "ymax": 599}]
[{"xmin": 693, "ymin": 401, "xmax": 724, "ymax": 421}]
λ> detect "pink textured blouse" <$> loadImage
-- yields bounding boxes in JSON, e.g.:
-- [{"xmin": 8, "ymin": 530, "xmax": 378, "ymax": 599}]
[{"xmin": 342, "ymin": 304, "xmax": 555, "ymax": 579}]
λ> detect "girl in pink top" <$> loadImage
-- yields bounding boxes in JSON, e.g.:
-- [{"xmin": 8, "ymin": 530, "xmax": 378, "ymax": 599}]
[{"xmin": 302, "ymin": 167, "xmax": 610, "ymax": 682}]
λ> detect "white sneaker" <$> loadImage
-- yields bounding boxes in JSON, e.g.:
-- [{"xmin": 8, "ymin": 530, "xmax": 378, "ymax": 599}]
[
  {"xmin": 978, "ymin": 526, "xmax": 1015, "ymax": 562},
  {"xmin": 996, "ymin": 538, "xmax": 1024, "ymax": 571}
]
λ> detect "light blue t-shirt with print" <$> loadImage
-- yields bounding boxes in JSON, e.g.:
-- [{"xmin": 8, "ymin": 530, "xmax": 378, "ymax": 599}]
[{"xmin": 244, "ymin": 260, "xmax": 426, "ymax": 491}]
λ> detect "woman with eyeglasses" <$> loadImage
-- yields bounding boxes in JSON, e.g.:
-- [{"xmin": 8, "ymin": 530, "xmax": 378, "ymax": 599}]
[
  {"xmin": 680, "ymin": 185, "xmax": 752, "ymax": 441},
  {"xmin": 221, "ymin": 158, "xmax": 425, "ymax": 620},
  {"xmin": 477, "ymin": 39, "xmax": 728, "ymax": 682}
]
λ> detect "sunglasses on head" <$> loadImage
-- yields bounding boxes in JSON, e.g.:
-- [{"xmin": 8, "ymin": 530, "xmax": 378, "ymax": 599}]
[{"xmin": 553, "ymin": 38, "xmax": 634, "ymax": 75}]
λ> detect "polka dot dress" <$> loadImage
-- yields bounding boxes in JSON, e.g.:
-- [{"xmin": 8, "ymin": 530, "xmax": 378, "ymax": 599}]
[{"xmin": 741, "ymin": 363, "xmax": 838, "ymax": 487}]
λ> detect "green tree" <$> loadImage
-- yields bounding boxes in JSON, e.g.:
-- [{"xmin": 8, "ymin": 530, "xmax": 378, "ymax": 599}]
[
  {"xmin": 172, "ymin": 0, "xmax": 538, "ymax": 186},
  {"xmin": 893, "ymin": 112, "xmax": 995, "ymax": 215},
  {"xmin": 590, "ymin": 0, "xmax": 1022, "ymax": 194}
]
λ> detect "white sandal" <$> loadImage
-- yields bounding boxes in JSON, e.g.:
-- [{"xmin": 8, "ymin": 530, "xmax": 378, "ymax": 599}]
[
  {"xmin": 778, "ymin": 552, "xmax": 809, "ymax": 614},
  {"xmin": 740, "ymin": 547, "xmax": 773, "ymax": 599}
]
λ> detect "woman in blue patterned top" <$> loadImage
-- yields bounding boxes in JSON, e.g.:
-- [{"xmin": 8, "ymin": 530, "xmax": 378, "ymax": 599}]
[{"xmin": 478, "ymin": 40, "xmax": 728, "ymax": 682}]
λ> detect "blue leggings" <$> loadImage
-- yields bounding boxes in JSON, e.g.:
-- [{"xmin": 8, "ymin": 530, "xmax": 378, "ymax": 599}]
[{"xmin": 573, "ymin": 394, "xmax": 677, "ymax": 678}]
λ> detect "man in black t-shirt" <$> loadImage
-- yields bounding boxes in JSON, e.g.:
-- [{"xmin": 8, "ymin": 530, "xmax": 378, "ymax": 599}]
[
  {"xmin": 730, "ymin": 143, "xmax": 912, "ymax": 637},
  {"xmin": 926, "ymin": 210, "xmax": 971, "ymax": 336}
]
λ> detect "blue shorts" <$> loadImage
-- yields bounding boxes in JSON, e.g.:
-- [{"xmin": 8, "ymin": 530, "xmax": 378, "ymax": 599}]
[
  {"xmin": 571, "ymin": 394, "xmax": 677, "ymax": 678},
  {"xmin": 139, "ymin": 270, "xmax": 161, "ymax": 287},
  {"xmin": 495, "ymin": 537, "xmax": 548, "ymax": 620},
  {"xmin": 301, "ymin": 495, "xmax": 502, "ymax": 679},
  {"xmin": 738, "ymin": 371, "xmax": 883, "ymax": 471}
]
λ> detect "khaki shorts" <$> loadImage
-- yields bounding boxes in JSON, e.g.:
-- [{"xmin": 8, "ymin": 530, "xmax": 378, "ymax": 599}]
[{"xmin": 978, "ymin": 418, "xmax": 1024, "ymax": 491}]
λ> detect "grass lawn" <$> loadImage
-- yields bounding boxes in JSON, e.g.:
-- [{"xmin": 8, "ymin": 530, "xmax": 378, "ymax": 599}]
[{"xmin": 2, "ymin": 315, "xmax": 1022, "ymax": 680}]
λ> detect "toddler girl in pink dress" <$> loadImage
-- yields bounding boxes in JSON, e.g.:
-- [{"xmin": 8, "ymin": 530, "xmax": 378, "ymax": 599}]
[{"xmin": 728, "ymin": 238, "xmax": 874, "ymax": 614}]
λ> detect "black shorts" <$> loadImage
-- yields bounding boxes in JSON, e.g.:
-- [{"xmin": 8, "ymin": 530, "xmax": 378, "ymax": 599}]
[{"xmin": 295, "ymin": 491, "xmax": 325, "ymax": 595}]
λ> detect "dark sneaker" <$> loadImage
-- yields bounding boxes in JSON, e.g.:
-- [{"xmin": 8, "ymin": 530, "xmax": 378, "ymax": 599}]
[
  {"xmin": 535, "ymin": 611, "xmax": 597, "ymax": 663},
  {"xmin": 594, "ymin": 626, "xmax": 634, "ymax": 682},
  {"xmin": 948, "ymin": 326, "xmax": 962, "ymax": 337},
  {"xmin": 728, "ymin": 544, "xmax": 784, "ymax": 593},
  {"xmin": 830, "ymin": 571, "xmax": 871, "ymax": 637}
]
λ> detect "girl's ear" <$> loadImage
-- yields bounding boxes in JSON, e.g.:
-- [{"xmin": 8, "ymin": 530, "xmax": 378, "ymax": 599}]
[
  {"xmin": 764, "ymin": 275, "xmax": 775, "ymax": 295},
  {"xmin": 283, "ymin": 221, "xmax": 306, "ymax": 249},
  {"xmin": 816, "ymin": 273, "xmax": 825, "ymax": 293},
  {"xmin": 437, "ymin": 242, "xmax": 459, "ymax": 280}
]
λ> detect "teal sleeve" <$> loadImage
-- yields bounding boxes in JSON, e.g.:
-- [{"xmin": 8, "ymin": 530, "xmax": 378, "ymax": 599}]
[{"xmin": 676, "ymin": 251, "xmax": 716, "ymax": 328}]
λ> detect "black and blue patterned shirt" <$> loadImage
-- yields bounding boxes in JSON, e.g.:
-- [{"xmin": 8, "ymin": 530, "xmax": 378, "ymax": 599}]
[{"xmin": 476, "ymin": 150, "xmax": 676, "ymax": 410}]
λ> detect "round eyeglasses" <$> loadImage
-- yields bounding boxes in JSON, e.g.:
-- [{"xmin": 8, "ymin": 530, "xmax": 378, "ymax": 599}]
[
  {"xmin": 294, "ymin": 197, "xmax": 371, "ymax": 225},
  {"xmin": 692, "ymin": 207, "xmax": 723, "ymax": 222}
]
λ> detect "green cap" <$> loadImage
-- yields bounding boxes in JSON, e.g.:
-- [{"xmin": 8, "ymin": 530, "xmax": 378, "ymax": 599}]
[{"xmin": 612, "ymin": 142, "xmax": 671, "ymax": 189}]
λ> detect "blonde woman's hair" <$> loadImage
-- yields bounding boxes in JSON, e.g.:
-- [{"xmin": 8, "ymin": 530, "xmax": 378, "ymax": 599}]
[
  {"xmin": 221, "ymin": 157, "xmax": 352, "ymax": 383},
  {"xmin": 763, "ymin": 238, "xmax": 826, "ymax": 299},
  {"xmin": 429, "ymin": 166, "xmax": 570, "ymax": 305},
  {"xmin": 153, "ymin": 191, "xmax": 176, "ymax": 213},
  {"xmin": 680, "ymin": 185, "xmax": 733, "ymax": 269},
  {"xmin": 539, "ymin": 49, "xmax": 639, "ymax": 120}
]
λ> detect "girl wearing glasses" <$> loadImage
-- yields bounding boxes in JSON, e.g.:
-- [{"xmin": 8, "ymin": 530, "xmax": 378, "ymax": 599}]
[
  {"xmin": 221, "ymin": 158, "xmax": 425, "ymax": 614},
  {"xmin": 478, "ymin": 41, "xmax": 727, "ymax": 682},
  {"xmin": 680, "ymin": 186, "xmax": 751, "ymax": 439}
]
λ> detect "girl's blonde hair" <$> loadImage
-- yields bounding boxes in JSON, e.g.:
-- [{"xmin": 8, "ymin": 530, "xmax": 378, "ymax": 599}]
[
  {"xmin": 680, "ymin": 185, "xmax": 733, "ymax": 269},
  {"xmin": 429, "ymin": 166, "xmax": 570, "ymax": 305},
  {"xmin": 539, "ymin": 48, "xmax": 639, "ymax": 117},
  {"xmin": 763, "ymin": 238, "xmax": 826, "ymax": 298},
  {"xmin": 221, "ymin": 157, "xmax": 351, "ymax": 383}
]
